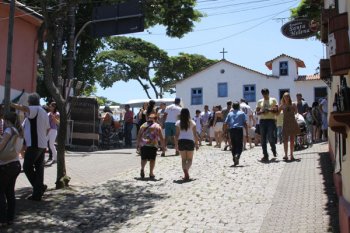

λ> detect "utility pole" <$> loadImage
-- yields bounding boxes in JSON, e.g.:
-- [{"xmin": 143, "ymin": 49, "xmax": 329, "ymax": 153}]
[{"xmin": 4, "ymin": 0, "xmax": 16, "ymax": 113}]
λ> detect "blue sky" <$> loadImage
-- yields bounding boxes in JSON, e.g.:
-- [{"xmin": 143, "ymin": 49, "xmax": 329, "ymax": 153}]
[{"xmin": 96, "ymin": 0, "xmax": 325, "ymax": 104}]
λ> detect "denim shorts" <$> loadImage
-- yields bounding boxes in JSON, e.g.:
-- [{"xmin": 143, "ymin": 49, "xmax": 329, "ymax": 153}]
[{"xmin": 178, "ymin": 139, "xmax": 195, "ymax": 151}]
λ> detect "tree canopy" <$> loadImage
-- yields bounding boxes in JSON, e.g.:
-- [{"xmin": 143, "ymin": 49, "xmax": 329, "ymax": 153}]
[
  {"xmin": 21, "ymin": 0, "xmax": 203, "ymax": 99},
  {"xmin": 97, "ymin": 37, "xmax": 217, "ymax": 98}
]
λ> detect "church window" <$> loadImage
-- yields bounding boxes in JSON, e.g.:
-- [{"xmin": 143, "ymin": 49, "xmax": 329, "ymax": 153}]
[
  {"xmin": 191, "ymin": 88, "xmax": 203, "ymax": 105},
  {"xmin": 218, "ymin": 82, "xmax": 228, "ymax": 97},
  {"xmin": 279, "ymin": 61, "xmax": 288, "ymax": 76},
  {"xmin": 243, "ymin": 84, "xmax": 256, "ymax": 102}
]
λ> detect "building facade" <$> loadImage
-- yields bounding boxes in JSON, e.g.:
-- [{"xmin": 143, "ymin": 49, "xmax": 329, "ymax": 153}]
[
  {"xmin": 0, "ymin": 1, "xmax": 42, "ymax": 102},
  {"xmin": 322, "ymin": 0, "xmax": 350, "ymax": 232},
  {"xmin": 176, "ymin": 54, "xmax": 327, "ymax": 114}
]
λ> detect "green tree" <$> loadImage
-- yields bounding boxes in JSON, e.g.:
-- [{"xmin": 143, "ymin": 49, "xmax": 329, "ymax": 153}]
[
  {"xmin": 155, "ymin": 53, "xmax": 218, "ymax": 94},
  {"xmin": 25, "ymin": 0, "xmax": 203, "ymax": 188},
  {"xmin": 290, "ymin": 0, "xmax": 322, "ymax": 21},
  {"xmin": 23, "ymin": 0, "xmax": 203, "ymax": 99},
  {"xmin": 97, "ymin": 36, "xmax": 170, "ymax": 98}
]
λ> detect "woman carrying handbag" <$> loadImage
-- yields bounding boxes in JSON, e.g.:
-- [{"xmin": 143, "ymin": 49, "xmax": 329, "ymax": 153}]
[{"xmin": 0, "ymin": 112, "xmax": 23, "ymax": 228}]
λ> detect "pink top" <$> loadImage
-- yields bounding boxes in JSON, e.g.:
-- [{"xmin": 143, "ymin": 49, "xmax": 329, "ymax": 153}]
[{"xmin": 139, "ymin": 122, "xmax": 162, "ymax": 147}]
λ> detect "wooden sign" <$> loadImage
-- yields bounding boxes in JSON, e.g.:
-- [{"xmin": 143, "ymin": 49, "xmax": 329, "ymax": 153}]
[{"xmin": 281, "ymin": 19, "xmax": 318, "ymax": 39}]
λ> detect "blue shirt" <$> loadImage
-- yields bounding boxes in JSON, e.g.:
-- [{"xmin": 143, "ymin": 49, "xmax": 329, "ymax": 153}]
[{"xmin": 225, "ymin": 110, "xmax": 247, "ymax": 128}]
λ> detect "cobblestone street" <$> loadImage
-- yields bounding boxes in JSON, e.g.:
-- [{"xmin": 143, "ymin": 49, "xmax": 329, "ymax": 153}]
[{"xmin": 4, "ymin": 142, "xmax": 338, "ymax": 233}]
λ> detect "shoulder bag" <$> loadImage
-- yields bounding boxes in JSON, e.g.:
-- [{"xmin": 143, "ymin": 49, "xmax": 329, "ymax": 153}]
[{"xmin": 0, "ymin": 127, "xmax": 19, "ymax": 162}]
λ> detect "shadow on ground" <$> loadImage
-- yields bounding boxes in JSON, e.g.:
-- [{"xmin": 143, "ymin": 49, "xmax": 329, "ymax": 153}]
[
  {"xmin": 6, "ymin": 179, "xmax": 168, "ymax": 232},
  {"xmin": 319, "ymin": 152, "xmax": 340, "ymax": 233}
]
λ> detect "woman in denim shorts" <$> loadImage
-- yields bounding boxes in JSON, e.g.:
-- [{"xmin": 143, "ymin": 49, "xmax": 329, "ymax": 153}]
[{"xmin": 175, "ymin": 108, "xmax": 199, "ymax": 181}]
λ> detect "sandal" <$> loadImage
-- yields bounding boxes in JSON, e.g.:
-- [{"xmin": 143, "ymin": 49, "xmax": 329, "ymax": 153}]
[
  {"xmin": 149, "ymin": 175, "xmax": 155, "ymax": 180},
  {"xmin": 290, "ymin": 157, "xmax": 296, "ymax": 161},
  {"xmin": 283, "ymin": 156, "xmax": 288, "ymax": 160},
  {"xmin": 140, "ymin": 170, "xmax": 145, "ymax": 179}
]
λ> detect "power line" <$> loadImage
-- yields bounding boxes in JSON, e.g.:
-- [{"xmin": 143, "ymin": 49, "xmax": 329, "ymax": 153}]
[
  {"xmin": 206, "ymin": 0, "xmax": 297, "ymax": 16},
  {"xmin": 136, "ymin": 9, "xmax": 291, "ymax": 36},
  {"xmin": 165, "ymin": 3, "xmax": 298, "ymax": 51},
  {"xmin": 196, "ymin": 0, "xmax": 270, "ymax": 10}
]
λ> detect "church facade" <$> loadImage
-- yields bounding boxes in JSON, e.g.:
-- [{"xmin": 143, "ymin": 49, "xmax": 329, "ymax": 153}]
[{"xmin": 175, "ymin": 54, "xmax": 328, "ymax": 114}]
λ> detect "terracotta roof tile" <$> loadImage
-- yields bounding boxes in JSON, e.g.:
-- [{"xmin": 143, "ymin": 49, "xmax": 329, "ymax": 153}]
[{"xmin": 295, "ymin": 74, "xmax": 320, "ymax": 81}]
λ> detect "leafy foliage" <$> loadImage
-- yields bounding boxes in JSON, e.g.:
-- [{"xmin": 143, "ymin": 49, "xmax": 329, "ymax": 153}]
[
  {"xmin": 155, "ymin": 53, "xmax": 218, "ymax": 94},
  {"xmin": 97, "ymin": 37, "xmax": 216, "ymax": 97},
  {"xmin": 290, "ymin": 0, "xmax": 321, "ymax": 21}
]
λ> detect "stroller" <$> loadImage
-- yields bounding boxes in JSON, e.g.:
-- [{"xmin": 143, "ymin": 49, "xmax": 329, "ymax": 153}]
[{"xmin": 294, "ymin": 114, "xmax": 312, "ymax": 151}]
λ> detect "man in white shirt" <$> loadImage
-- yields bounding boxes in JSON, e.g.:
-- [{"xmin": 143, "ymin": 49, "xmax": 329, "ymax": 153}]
[
  {"xmin": 11, "ymin": 93, "xmax": 50, "ymax": 201},
  {"xmin": 163, "ymin": 97, "xmax": 182, "ymax": 155},
  {"xmin": 240, "ymin": 99, "xmax": 255, "ymax": 149}
]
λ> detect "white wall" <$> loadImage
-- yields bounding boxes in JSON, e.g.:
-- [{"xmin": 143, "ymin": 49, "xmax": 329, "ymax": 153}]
[{"xmin": 176, "ymin": 59, "xmax": 327, "ymax": 115}]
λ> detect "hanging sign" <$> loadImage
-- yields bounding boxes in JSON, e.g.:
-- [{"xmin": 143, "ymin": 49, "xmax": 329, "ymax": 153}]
[{"xmin": 281, "ymin": 19, "xmax": 318, "ymax": 39}]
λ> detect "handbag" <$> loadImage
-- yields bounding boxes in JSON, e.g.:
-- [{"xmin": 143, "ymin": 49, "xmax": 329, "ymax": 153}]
[{"xmin": 0, "ymin": 127, "xmax": 19, "ymax": 162}]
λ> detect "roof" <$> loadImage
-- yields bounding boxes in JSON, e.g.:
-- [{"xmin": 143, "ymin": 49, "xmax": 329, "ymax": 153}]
[
  {"xmin": 124, "ymin": 98, "xmax": 177, "ymax": 108},
  {"xmin": 176, "ymin": 59, "xmax": 269, "ymax": 85},
  {"xmin": 2, "ymin": 0, "xmax": 43, "ymax": 24},
  {"xmin": 265, "ymin": 54, "xmax": 306, "ymax": 70},
  {"xmin": 295, "ymin": 74, "xmax": 321, "ymax": 81}
]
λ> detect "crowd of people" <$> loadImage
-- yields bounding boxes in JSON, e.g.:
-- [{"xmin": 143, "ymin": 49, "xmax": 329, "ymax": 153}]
[
  {"xmin": 135, "ymin": 88, "xmax": 328, "ymax": 180},
  {"xmin": 0, "ymin": 89, "xmax": 329, "ymax": 228}
]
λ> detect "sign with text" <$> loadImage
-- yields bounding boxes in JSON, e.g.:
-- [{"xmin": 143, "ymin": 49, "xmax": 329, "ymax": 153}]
[{"xmin": 281, "ymin": 19, "xmax": 318, "ymax": 39}]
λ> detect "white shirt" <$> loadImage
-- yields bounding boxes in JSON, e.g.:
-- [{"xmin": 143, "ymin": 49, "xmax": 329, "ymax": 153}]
[
  {"xmin": 23, "ymin": 106, "xmax": 50, "ymax": 149},
  {"xmin": 176, "ymin": 120, "xmax": 196, "ymax": 141},
  {"xmin": 320, "ymin": 98, "xmax": 328, "ymax": 114},
  {"xmin": 165, "ymin": 104, "xmax": 182, "ymax": 123},
  {"xmin": 193, "ymin": 115, "xmax": 202, "ymax": 133},
  {"xmin": 240, "ymin": 102, "xmax": 253, "ymax": 126}
]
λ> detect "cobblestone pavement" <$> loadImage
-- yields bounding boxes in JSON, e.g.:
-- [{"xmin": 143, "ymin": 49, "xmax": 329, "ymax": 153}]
[{"xmin": 3, "ymin": 142, "xmax": 338, "ymax": 233}]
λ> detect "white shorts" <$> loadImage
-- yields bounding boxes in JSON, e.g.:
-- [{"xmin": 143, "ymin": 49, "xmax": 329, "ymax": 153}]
[
  {"xmin": 243, "ymin": 127, "xmax": 255, "ymax": 138},
  {"xmin": 214, "ymin": 122, "xmax": 223, "ymax": 132},
  {"xmin": 209, "ymin": 127, "xmax": 215, "ymax": 138}
]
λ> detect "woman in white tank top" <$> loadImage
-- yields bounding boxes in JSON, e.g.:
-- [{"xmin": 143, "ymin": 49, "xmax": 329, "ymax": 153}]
[{"xmin": 175, "ymin": 108, "xmax": 199, "ymax": 181}]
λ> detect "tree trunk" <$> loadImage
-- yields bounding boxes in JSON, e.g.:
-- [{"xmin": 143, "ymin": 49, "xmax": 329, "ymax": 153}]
[
  {"xmin": 136, "ymin": 78, "xmax": 152, "ymax": 99},
  {"xmin": 145, "ymin": 74, "xmax": 160, "ymax": 99},
  {"xmin": 38, "ymin": 0, "xmax": 71, "ymax": 189}
]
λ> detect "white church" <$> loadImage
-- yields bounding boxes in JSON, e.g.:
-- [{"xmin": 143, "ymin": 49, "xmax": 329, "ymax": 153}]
[{"xmin": 175, "ymin": 54, "xmax": 328, "ymax": 114}]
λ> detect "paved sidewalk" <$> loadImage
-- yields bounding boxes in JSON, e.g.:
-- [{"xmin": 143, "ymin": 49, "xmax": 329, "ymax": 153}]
[{"xmin": 4, "ymin": 142, "xmax": 338, "ymax": 233}]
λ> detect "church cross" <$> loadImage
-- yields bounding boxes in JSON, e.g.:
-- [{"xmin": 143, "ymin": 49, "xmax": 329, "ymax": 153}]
[{"xmin": 220, "ymin": 48, "xmax": 228, "ymax": 60}]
